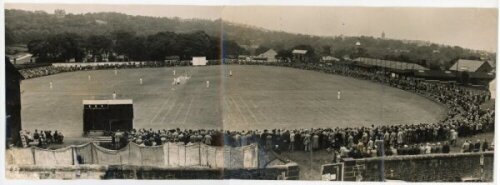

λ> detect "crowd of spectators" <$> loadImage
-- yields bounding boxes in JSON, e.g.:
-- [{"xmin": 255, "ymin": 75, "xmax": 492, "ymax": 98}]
[
  {"xmin": 19, "ymin": 129, "xmax": 64, "ymax": 148},
  {"xmin": 108, "ymin": 128, "xmax": 222, "ymax": 149},
  {"xmin": 18, "ymin": 61, "xmax": 194, "ymax": 79},
  {"xmin": 19, "ymin": 60, "xmax": 495, "ymax": 159},
  {"xmin": 109, "ymin": 124, "xmax": 493, "ymax": 159},
  {"xmin": 104, "ymin": 60, "xmax": 494, "ymax": 159},
  {"xmin": 19, "ymin": 66, "xmax": 65, "ymax": 79}
]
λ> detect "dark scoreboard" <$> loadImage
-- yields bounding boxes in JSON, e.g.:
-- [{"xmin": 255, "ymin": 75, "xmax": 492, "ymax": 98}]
[{"xmin": 83, "ymin": 99, "xmax": 134, "ymax": 134}]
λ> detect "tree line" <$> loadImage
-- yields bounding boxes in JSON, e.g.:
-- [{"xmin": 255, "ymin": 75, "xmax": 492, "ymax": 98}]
[
  {"xmin": 7, "ymin": 9, "xmax": 495, "ymax": 69},
  {"xmin": 26, "ymin": 30, "xmax": 246, "ymax": 63},
  {"xmin": 258, "ymin": 36, "xmax": 492, "ymax": 70},
  {"xmin": 5, "ymin": 9, "xmax": 221, "ymax": 44}
]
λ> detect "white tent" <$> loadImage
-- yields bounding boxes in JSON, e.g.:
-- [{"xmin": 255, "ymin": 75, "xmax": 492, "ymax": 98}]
[
  {"xmin": 489, "ymin": 78, "xmax": 496, "ymax": 99},
  {"xmin": 192, "ymin": 56, "xmax": 208, "ymax": 66}
]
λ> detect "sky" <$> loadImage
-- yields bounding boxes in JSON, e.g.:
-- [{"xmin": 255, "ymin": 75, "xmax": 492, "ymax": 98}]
[{"xmin": 4, "ymin": 3, "xmax": 498, "ymax": 52}]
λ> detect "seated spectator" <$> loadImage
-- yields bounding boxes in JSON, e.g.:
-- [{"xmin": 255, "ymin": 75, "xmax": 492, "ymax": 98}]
[
  {"xmin": 482, "ymin": 139, "xmax": 489, "ymax": 152},
  {"xmin": 442, "ymin": 141, "xmax": 450, "ymax": 153},
  {"xmin": 473, "ymin": 139, "xmax": 481, "ymax": 152},
  {"xmin": 462, "ymin": 140, "xmax": 470, "ymax": 153}
]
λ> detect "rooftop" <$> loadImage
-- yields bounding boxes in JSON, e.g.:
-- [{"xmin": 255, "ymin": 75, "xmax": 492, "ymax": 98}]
[
  {"xmin": 292, "ymin": 49, "xmax": 307, "ymax": 54},
  {"xmin": 83, "ymin": 99, "xmax": 133, "ymax": 105},
  {"xmin": 353, "ymin": 57, "xmax": 428, "ymax": 71},
  {"xmin": 449, "ymin": 59, "xmax": 490, "ymax": 72}
]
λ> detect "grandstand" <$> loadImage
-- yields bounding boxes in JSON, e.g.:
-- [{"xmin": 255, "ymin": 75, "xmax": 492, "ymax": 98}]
[{"xmin": 353, "ymin": 57, "xmax": 429, "ymax": 71}]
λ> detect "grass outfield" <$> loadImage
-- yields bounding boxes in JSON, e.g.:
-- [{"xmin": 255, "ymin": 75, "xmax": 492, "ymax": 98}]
[{"xmin": 21, "ymin": 65, "xmax": 446, "ymax": 137}]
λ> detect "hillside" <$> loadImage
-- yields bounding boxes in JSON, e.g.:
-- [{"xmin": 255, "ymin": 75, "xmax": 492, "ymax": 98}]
[{"xmin": 5, "ymin": 9, "xmax": 495, "ymax": 68}]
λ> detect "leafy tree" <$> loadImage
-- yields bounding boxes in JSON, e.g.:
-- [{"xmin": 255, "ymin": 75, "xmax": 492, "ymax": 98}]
[
  {"xmin": 5, "ymin": 27, "xmax": 15, "ymax": 46},
  {"xmin": 51, "ymin": 33, "xmax": 85, "ymax": 62},
  {"xmin": 207, "ymin": 37, "xmax": 220, "ymax": 60},
  {"xmin": 86, "ymin": 35, "xmax": 113, "ymax": 62},
  {"xmin": 111, "ymin": 30, "xmax": 136, "ymax": 56},
  {"xmin": 27, "ymin": 39, "xmax": 49, "ymax": 62},
  {"xmin": 223, "ymin": 40, "xmax": 247, "ymax": 58},
  {"xmin": 178, "ymin": 31, "xmax": 211, "ymax": 59},
  {"xmin": 125, "ymin": 36, "xmax": 147, "ymax": 61},
  {"xmin": 276, "ymin": 49, "xmax": 292, "ymax": 60},
  {"xmin": 321, "ymin": 45, "xmax": 332, "ymax": 56},
  {"xmin": 333, "ymin": 48, "xmax": 350, "ymax": 59},
  {"xmin": 145, "ymin": 31, "xmax": 178, "ymax": 60},
  {"xmin": 27, "ymin": 33, "xmax": 84, "ymax": 62}
]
